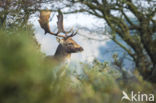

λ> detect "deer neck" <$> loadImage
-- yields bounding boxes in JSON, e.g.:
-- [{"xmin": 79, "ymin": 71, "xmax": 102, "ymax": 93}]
[{"xmin": 54, "ymin": 44, "xmax": 71, "ymax": 61}]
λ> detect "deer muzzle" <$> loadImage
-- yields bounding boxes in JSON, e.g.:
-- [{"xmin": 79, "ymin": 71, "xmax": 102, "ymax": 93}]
[{"xmin": 67, "ymin": 47, "xmax": 83, "ymax": 53}]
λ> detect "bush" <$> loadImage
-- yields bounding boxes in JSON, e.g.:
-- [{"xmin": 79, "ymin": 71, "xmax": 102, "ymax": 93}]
[
  {"xmin": 0, "ymin": 27, "xmax": 155, "ymax": 103},
  {"xmin": 0, "ymin": 27, "xmax": 55, "ymax": 103}
]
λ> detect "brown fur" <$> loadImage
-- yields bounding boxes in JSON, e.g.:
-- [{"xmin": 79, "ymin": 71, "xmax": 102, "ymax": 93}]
[
  {"xmin": 39, "ymin": 10, "xmax": 83, "ymax": 62},
  {"xmin": 52, "ymin": 37, "xmax": 83, "ymax": 62}
]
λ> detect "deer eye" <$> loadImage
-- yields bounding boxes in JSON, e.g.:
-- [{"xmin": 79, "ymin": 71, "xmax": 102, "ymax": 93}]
[{"xmin": 68, "ymin": 43, "xmax": 73, "ymax": 45}]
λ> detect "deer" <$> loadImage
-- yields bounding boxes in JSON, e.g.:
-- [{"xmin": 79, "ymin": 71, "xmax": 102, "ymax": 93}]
[{"xmin": 38, "ymin": 10, "xmax": 83, "ymax": 63}]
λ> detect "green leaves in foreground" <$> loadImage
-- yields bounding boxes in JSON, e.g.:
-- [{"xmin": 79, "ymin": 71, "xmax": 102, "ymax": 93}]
[{"xmin": 0, "ymin": 28, "xmax": 155, "ymax": 103}]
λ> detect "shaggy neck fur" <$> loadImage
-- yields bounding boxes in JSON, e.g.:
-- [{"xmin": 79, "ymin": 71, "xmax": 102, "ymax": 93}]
[{"xmin": 54, "ymin": 44, "xmax": 71, "ymax": 61}]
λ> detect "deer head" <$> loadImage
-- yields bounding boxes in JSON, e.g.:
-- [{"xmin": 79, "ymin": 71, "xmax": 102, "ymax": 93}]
[
  {"xmin": 39, "ymin": 9, "xmax": 83, "ymax": 61},
  {"xmin": 56, "ymin": 37, "xmax": 83, "ymax": 53}
]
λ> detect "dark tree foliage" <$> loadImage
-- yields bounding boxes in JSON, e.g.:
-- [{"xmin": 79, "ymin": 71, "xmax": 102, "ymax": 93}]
[
  {"xmin": 61, "ymin": 0, "xmax": 156, "ymax": 82},
  {"xmin": 0, "ymin": 0, "xmax": 44, "ymax": 28}
]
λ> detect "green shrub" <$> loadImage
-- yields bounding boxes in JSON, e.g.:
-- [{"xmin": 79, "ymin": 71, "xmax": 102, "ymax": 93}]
[
  {"xmin": 0, "ymin": 27, "xmax": 155, "ymax": 103},
  {"xmin": 0, "ymin": 27, "xmax": 55, "ymax": 103}
]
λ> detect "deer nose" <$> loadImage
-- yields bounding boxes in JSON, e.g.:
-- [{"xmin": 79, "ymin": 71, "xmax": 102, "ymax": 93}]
[{"xmin": 79, "ymin": 47, "xmax": 84, "ymax": 51}]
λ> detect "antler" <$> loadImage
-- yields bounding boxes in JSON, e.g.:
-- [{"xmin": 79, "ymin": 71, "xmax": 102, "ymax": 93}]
[{"xmin": 39, "ymin": 9, "xmax": 77, "ymax": 39}]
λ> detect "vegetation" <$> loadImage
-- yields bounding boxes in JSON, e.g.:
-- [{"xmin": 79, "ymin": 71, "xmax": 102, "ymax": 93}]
[
  {"xmin": 63, "ymin": 0, "xmax": 156, "ymax": 82},
  {"xmin": 0, "ymin": 27, "xmax": 155, "ymax": 103},
  {"xmin": 0, "ymin": 0, "xmax": 156, "ymax": 103},
  {"xmin": 0, "ymin": 0, "xmax": 44, "ymax": 28}
]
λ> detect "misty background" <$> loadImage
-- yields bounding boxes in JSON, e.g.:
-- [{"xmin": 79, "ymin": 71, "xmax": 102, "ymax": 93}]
[{"xmin": 29, "ymin": 7, "xmax": 134, "ymax": 69}]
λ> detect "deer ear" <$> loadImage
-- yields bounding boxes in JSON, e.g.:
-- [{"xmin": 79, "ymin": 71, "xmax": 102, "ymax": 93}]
[{"xmin": 56, "ymin": 37, "xmax": 64, "ymax": 44}]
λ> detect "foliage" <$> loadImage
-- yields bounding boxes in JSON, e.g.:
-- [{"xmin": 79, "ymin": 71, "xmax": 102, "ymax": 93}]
[
  {"xmin": 0, "ymin": 0, "xmax": 44, "ymax": 28},
  {"xmin": 61, "ymin": 0, "xmax": 156, "ymax": 82},
  {"xmin": 0, "ymin": 27, "xmax": 155, "ymax": 103}
]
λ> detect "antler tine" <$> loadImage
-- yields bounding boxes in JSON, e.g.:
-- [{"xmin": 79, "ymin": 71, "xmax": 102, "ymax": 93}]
[
  {"xmin": 39, "ymin": 9, "xmax": 76, "ymax": 39},
  {"xmin": 39, "ymin": 10, "xmax": 66, "ymax": 38},
  {"xmin": 65, "ymin": 30, "xmax": 78, "ymax": 39},
  {"xmin": 57, "ymin": 9, "xmax": 74, "ymax": 35}
]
